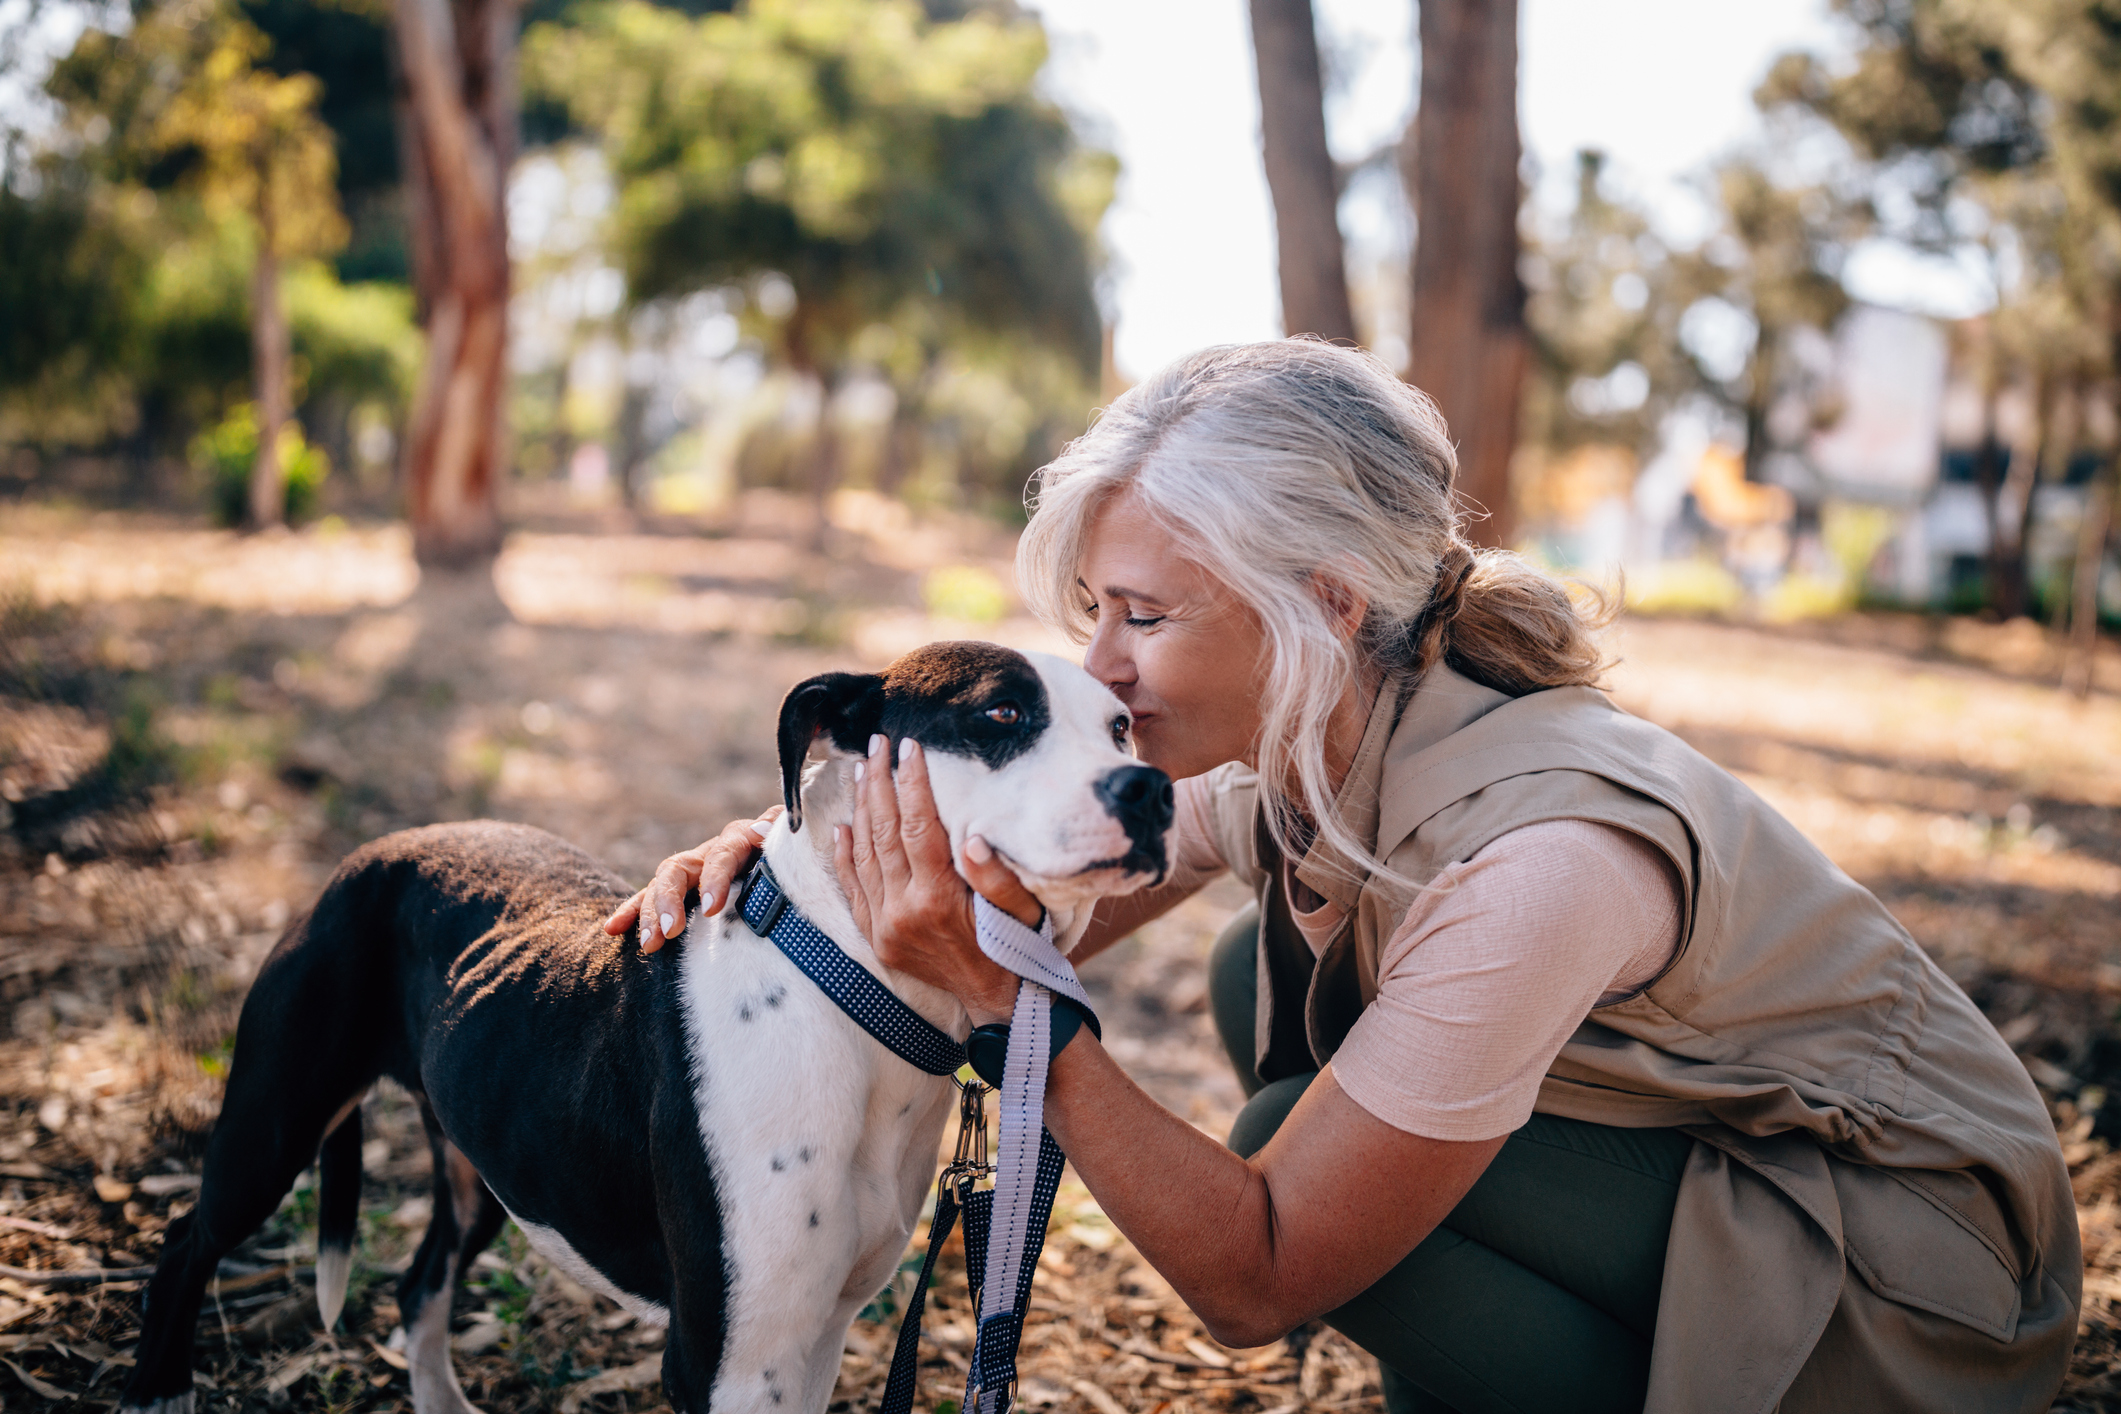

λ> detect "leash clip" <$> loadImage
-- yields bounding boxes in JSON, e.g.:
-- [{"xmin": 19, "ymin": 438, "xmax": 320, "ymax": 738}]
[{"xmin": 943, "ymin": 1077, "xmax": 992, "ymax": 1190}]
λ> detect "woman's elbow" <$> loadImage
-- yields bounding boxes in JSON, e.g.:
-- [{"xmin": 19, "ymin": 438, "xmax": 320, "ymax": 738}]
[{"xmin": 1196, "ymin": 1301, "xmax": 1302, "ymax": 1352}]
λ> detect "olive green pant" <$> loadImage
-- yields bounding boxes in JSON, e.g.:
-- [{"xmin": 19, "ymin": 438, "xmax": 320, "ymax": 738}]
[{"xmin": 1208, "ymin": 905, "xmax": 1692, "ymax": 1414}]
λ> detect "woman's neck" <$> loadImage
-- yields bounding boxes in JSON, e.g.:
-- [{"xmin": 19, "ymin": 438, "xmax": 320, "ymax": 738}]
[{"xmin": 1322, "ymin": 669, "xmax": 1383, "ymax": 798}]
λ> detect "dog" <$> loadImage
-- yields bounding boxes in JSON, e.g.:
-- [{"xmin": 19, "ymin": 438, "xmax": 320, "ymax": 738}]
[{"xmin": 118, "ymin": 641, "xmax": 1174, "ymax": 1414}]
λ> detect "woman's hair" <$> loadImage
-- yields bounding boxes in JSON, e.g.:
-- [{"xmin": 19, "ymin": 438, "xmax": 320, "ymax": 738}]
[{"xmin": 1018, "ymin": 338, "xmax": 1613, "ymax": 884}]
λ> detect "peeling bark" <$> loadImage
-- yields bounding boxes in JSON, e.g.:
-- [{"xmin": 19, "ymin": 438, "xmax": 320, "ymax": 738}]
[{"xmin": 393, "ymin": 0, "xmax": 516, "ymax": 568}]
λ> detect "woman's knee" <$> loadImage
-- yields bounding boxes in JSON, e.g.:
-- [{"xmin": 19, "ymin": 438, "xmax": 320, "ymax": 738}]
[
  {"xmin": 1208, "ymin": 903, "xmax": 1262, "ymax": 1095},
  {"xmin": 1226, "ymin": 1072, "xmax": 1314, "ymax": 1158}
]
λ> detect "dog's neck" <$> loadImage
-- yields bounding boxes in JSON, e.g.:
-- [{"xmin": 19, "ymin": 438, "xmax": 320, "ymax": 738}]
[{"xmin": 756, "ymin": 755, "xmax": 1088, "ymax": 1038}]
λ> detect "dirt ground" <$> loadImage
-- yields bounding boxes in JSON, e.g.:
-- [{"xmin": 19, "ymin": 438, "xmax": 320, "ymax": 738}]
[{"xmin": 2, "ymin": 492, "xmax": 2119, "ymax": 1413}]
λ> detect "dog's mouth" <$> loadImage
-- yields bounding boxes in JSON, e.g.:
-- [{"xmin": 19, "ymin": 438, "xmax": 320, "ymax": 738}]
[
  {"xmin": 994, "ymin": 842, "xmax": 1168, "ymax": 893},
  {"xmin": 1066, "ymin": 842, "xmax": 1167, "ymax": 889}
]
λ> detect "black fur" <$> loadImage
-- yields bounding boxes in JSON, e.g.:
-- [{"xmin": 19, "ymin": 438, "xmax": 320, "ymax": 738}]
[
  {"xmin": 119, "ymin": 822, "xmax": 728, "ymax": 1411},
  {"xmin": 775, "ymin": 642, "xmax": 1052, "ymax": 832}
]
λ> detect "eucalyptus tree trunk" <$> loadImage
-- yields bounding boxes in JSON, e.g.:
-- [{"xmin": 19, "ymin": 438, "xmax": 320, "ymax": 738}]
[
  {"xmin": 1404, "ymin": 0, "xmax": 1526, "ymax": 548},
  {"xmin": 393, "ymin": 0, "xmax": 515, "ymax": 568},
  {"xmin": 1249, "ymin": 0, "xmax": 1355, "ymax": 344},
  {"xmin": 247, "ymin": 175, "xmax": 290, "ymax": 529}
]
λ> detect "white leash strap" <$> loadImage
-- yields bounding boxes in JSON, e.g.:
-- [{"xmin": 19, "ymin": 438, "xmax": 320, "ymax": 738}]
[{"xmin": 965, "ymin": 897, "xmax": 1086, "ymax": 1414}]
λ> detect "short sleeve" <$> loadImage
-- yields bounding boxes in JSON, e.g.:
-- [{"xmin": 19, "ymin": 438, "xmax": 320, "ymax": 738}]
[{"xmin": 1330, "ymin": 819, "xmax": 1684, "ymax": 1142}]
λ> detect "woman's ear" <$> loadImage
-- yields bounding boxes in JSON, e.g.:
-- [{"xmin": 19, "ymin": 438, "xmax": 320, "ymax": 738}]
[
  {"xmin": 775, "ymin": 673, "xmax": 885, "ymax": 831},
  {"xmin": 1308, "ymin": 570, "xmax": 1369, "ymax": 640}
]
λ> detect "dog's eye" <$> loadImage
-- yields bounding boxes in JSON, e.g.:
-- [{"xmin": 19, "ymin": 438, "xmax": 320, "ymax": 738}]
[
  {"xmin": 1110, "ymin": 716, "xmax": 1130, "ymax": 747},
  {"xmin": 985, "ymin": 704, "xmax": 1020, "ymax": 726}
]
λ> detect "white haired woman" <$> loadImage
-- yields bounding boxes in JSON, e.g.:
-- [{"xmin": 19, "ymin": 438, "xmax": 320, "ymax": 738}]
[{"xmin": 608, "ymin": 341, "xmax": 2078, "ymax": 1413}]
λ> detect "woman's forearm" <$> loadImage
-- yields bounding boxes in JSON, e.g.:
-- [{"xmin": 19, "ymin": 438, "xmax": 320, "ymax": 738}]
[
  {"xmin": 1041, "ymin": 1032, "xmax": 1506, "ymax": 1349},
  {"xmin": 1043, "ymin": 1031, "xmax": 1289, "ymax": 1346}
]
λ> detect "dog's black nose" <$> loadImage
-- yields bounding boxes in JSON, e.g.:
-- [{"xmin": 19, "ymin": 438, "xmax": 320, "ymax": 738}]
[{"xmin": 1096, "ymin": 764, "xmax": 1175, "ymax": 835}]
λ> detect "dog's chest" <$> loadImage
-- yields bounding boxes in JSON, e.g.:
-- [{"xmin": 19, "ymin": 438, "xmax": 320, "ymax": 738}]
[{"xmin": 678, "ymin": 913, "xmax": 954, "ymax": 1406}]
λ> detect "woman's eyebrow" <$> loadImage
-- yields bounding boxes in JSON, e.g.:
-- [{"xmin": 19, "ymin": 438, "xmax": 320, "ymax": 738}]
[{"xmin": 1076, "ymin": 576, "xmax": 1170, "ymax": 607}]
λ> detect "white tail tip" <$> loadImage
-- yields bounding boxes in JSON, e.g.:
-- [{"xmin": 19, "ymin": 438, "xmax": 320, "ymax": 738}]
[{"xmin": 315, "ymin": 1245, "xmax": 352, "ymax": 1331}]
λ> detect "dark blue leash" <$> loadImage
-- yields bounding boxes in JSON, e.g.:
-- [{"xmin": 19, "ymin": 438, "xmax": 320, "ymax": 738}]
[{"xmin": 731, "ymin": 857, "xmax": 1073, "ymax": 1414}]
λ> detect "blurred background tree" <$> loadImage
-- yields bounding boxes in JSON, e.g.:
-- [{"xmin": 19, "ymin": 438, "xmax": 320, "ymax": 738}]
[{"xmin": 520, "ymin": 0, "xmax": 1110, "ymax": 531}]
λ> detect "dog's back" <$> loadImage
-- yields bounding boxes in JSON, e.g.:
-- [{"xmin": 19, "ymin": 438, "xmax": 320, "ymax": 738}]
[{"xmin": 121, "ymin": 821, "xmax": 731, "ymax": 1414}]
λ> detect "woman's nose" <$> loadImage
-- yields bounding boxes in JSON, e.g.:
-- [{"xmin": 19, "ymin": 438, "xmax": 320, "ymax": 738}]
[{"xmin": 1083, "ymin": 620, "xmax": 1131, "ymax": 686}]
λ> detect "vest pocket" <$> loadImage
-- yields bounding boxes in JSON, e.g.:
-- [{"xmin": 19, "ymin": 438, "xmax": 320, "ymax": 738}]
[{"xmin": 1829, "ymin": 1157, "xmax": 2023, "ymax": 1341}]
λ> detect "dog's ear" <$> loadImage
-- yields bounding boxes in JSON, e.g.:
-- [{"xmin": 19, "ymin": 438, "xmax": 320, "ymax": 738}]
[{"xmin": 776, "ymin": 672, "xmax": 885, "ymax": 832}]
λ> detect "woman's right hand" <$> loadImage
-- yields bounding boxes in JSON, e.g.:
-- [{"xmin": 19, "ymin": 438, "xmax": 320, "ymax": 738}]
[{"xmin": 603, "ymin": 807, "xmax": 784, "ymax": 952}]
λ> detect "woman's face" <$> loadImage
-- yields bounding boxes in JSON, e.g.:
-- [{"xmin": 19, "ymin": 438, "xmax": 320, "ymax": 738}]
[{"xmin": 1077, "ymin": 493, "xmax": 1269, "ymax": 782}]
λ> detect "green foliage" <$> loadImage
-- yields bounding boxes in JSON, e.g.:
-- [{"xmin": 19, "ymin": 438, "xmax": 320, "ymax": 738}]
[
  {"xmin": 523, "ymin": 0, "xmax": 1110, "ymax": 381},
  {"xmin": 191, "ymin": 402, "xmax": 331, "ymax": 524},
  {"xmin": 1522, "ymin": 151, "xmax": 1691, "ymax": 460}
]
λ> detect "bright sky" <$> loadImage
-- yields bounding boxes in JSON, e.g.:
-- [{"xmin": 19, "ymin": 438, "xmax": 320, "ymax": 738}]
[{"xmin": 1030, "ymin": 0, "xmax": 1858, "ymax": 380}]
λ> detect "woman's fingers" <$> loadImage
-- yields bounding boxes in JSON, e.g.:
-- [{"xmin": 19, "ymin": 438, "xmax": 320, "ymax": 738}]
[
  {"xmin": 861, "ymin": 735, "xmax": 913, "ymax": 890},
  {"xmin": 961, "ymin": 835, "xmax": 1044, "ymax": 930},
  {"xmin": 892, "ymin": 739, "xmax": 955, "ymax": 876},
  {"xmin": 833, "ymin": 824, "xmax": 873, "ymax": 939},
  {"xmin": 849, "ymin": 764, "xmax": 887, "ymax": 908},
  {"xmin": 624, "ymin": 808, "xmax": 784, "ymax": 954}
]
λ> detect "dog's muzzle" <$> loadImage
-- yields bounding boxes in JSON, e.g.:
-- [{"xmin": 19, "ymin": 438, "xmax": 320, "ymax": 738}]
[{"xmin": 1093, "ymin": 763, "xmax": 1175, "ymax": 880}]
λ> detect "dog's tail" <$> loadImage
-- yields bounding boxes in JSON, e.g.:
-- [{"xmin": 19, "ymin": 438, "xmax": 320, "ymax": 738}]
[{"xmin": 315, "ymin": 1108, "xmax": 362, "ymax": 1330}]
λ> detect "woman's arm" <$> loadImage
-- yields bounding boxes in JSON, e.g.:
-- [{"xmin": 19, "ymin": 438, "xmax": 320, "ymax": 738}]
[
  {"xmin": 1047, "ymin": 1040, "xmax": 1502, "ymax": 1347},
  {"xmin": 841, "ymin": 740, "xmax": 1504, "ymax": 1346}
]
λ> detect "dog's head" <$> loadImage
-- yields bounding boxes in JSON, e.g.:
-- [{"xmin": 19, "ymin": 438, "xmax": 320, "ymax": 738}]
[{"xmin": 777, "ymin": 642, "xmax": 1173, "ymax": 910}]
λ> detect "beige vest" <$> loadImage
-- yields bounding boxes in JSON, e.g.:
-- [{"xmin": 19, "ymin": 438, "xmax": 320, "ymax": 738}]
[{"xmin": 1203, "ymin": 664, "xmax": 2080, "ymax": 1414}]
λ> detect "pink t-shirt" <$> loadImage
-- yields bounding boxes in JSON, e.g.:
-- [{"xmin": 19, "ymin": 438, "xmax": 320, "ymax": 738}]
[{"xmin": 1166, "ymin": 776, "xmax": 1685, "ymax": 1142}]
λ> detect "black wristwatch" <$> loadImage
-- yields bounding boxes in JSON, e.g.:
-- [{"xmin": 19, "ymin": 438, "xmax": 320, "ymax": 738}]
[{"xmin": 964, "ymin": 995, "xmax": 1097, "ymax": 1087}]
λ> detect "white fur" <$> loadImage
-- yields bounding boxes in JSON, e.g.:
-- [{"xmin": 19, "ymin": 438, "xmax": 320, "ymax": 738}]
[
  {"xmin": 121, "ymin": 1397, "xmax": 194, "ymax": 1414},
  {"xmin": 400, "ymin": 1253, "xmax": 481, "ymax": 1414},
  {"xmin": 681, "ymin": 812, "xmax": 960, "ymax": 1414},
  {"xmin": 510, "ymin": 1214, "xmax": 672, "ymax": 1328},
  {"xmin": 922, "ymin": 650, "xmax": 1150, "ymax": 923},
  {"xmin": 315, "ymin": 1244, "xmax": 351, "ymax": 1331},
  {"xmin": 677, "ymin": 652, "xmax": 1162, "ymax": 1414}
]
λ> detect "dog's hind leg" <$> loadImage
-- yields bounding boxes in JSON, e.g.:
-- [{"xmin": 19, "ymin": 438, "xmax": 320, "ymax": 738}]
[
  {"xmin": 394, "ymin": 1102, "xmax": 506, "ymax": 1414},
  {"xmin": 120, "ymin": 914, "xmax": 386, "ymax": 1413}
]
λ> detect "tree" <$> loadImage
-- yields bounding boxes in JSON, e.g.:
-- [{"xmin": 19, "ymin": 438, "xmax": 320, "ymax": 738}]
[
  {"xmin": 50, "ymin": 2, "xmax": 346, "ymax": 526},
  {"xmin": 1758, "ymin": 0, "xmax": 2113, "ymax": 626},
  {"xmin": 1521, "ymin": 150, "xmax": 1689, "ymax": 464},
  {"xmin": 522, "ymin": 0, "xmax": 1109, "ymax": 518},
  {"xmin": 392, "ymin": 0, "xmax": 517, "ymax": 566},
  {"xmin": 1403, "ymin": 0, "xmax": 1525, "ymax": 547},
  {"xmin": 1248, "ymin": 0, "xmax": 1354, "ymax": 344}
]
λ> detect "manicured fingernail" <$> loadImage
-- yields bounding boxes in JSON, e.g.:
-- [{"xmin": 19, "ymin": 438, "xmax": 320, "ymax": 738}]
[
  {"xmin": 659, "ymin": 912, "xmax": 675, "ymax": 936},
  {"xmin": 703, "ymin": 889, "xmax": 719, "ymax": 914},
  {"xmin": 869, "ymin": 733, "xmax": 886, "ymax": 758},
  {"xmin": 642, "ymin": 918, "xmax": 658, "ymax": 944},
  {"xmin": 898, "ymin": 737, "xmax": 915, "ymax": 764},
  {"xmin": 855, "ymin": 761, "xmax": 866, "ymax": 785},
  {"xmin": 965, "ymin": 836, "xmax": 992, "ymax": 864}
]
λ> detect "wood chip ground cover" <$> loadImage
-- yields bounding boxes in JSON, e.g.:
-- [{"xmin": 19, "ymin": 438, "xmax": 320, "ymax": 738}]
[{"xmin": 1, "ymin": 497, "xmax": 2118, "ymax": 1410}]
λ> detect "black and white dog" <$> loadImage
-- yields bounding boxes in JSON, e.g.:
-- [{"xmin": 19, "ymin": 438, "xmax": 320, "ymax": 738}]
[{"xmin": 119, "ymin": 641, "xmax": 1173, "ymax": 1414}]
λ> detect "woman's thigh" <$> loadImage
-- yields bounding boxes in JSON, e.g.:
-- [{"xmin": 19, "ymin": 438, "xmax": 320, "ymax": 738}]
[{"xmin": 1221, "ymin": 1064, "xmax": 1690, "ymax": 1414}]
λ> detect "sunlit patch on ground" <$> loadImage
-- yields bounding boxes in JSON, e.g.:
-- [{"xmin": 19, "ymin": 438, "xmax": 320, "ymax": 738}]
[{"xmin": 2, "ymin": 500, "xmax": 2119, "ymax": 1410}]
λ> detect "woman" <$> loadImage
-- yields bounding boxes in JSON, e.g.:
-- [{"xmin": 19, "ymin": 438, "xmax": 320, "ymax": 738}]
[{"xmin": 606, "ymin": 341, "xmax": 2078, "ymax": 1413}]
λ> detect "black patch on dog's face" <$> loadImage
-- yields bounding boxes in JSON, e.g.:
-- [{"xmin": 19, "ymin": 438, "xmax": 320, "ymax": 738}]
[
  {"xmin": 775, "ymin": 643, "xmax": 1050, "ymax": 831},
  {"xmin": 876, "ymin": 642, "xmax": 1050, "ymax": 771}
]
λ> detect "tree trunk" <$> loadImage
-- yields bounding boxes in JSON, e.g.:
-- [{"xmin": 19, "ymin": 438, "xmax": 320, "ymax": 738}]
[
  {"xmin": 393, "ymin": 0, "xmax": 515, "ymax": 568},
  {"xmin": 1249, "ymin": 0, "xmax": 1356, "ymax": 344},
  {"xmin": 2066, "ymin": 457, "xmax": 2113, "ymax": 698},
  {"xmin": 1404, "ymin": 0, "xmax": 1526, "ymax": 548},
  {"xmin": 247, "ymin": 211, "xmax": 289, "ymax": 530}
]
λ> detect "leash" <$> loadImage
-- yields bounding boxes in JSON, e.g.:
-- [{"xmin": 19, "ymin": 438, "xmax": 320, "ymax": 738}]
[{"xmin": 731, "ymin": 858, "xmax": 1096, "ymax": 1414}]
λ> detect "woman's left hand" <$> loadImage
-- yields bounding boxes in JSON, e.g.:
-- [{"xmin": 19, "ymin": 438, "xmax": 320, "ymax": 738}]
[{"xmin": 834, "ymin": 734, "xmax": 1040, "ymax": 1026}]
